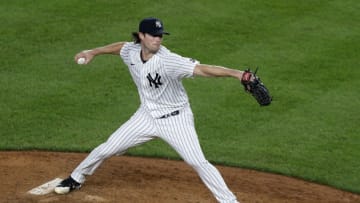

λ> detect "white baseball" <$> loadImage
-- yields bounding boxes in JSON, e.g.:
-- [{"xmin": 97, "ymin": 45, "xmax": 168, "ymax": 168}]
[{"xmin": 77, "ymin": 57, "xmax": 86, "ymax": 65}]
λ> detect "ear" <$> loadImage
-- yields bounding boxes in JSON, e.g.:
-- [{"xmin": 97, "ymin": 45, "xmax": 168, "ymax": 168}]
[{"xmin": 139, "ymin": 32, "xmax": 145, "ymax": 40}]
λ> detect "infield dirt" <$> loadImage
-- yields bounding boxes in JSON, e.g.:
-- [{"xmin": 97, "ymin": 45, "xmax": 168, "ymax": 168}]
[{"xmin": 1, "ymin": 151, "xmax": 359, "ymax": 203}]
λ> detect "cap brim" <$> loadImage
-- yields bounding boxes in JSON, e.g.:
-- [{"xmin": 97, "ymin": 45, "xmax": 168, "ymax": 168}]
[{"xmin": 151, "ymin": 30, "xmax": 170, "ymax": 35}]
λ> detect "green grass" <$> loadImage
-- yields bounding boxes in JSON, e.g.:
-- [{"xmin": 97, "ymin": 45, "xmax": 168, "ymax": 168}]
[{"xmin": 1, "ymin": 0, "xmax": 359, "ymax": 194}]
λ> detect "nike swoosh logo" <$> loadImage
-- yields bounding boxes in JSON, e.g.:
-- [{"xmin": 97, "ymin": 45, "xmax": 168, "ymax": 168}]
[{"xmin": 130, "ymin": 63, "xmax": 135, "ymax": 65}]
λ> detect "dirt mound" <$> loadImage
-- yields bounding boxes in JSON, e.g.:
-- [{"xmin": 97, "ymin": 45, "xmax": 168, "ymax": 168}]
[{"xmin": 1, "ymin": 151, "xmax": 359, "ymax": 203}]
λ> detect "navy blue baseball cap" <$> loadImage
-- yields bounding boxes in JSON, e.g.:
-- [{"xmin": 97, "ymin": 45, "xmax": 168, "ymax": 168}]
[{"xmin": 139, "ymin": 17, "xmax": 170, "ymax": 36}]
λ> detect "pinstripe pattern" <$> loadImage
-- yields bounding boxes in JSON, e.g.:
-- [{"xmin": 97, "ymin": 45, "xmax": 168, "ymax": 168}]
[
  {"xmin": 120, "ymin": 42, "xmax": 196, "ymax": 118},
  {"xmin": 71, "ymin": 107, "xmax": 157, "ymax": 183},
  {"xmin": 155, "ymin": 107, "xmax": 237, "ymax": 202},
  {"xmin": 70, "ymin": 42, "xmax": 239, "ymax": 202}
]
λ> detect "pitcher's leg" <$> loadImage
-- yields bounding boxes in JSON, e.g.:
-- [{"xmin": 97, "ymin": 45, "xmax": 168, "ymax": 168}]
[
  {"xmin": 71, "ymin": 108, "xmax": 156, "ymax": 183},
  {"xmin": 156, "ymin": 109, "xmax": 238, "ymax": 203}
]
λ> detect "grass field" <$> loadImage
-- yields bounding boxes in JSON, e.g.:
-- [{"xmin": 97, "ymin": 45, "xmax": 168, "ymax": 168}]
[{"xmin": 1, "ymin": 0, "xmax": 359, "ymax": 194}]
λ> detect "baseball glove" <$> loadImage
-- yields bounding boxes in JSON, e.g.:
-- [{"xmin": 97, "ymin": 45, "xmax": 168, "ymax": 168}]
[{"xmin": 241, "ymin": 67, "xmax": 272, "ymax": 106}]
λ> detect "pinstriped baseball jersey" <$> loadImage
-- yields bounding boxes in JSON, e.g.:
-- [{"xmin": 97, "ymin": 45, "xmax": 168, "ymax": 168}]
[{"xmin": 120, "ymin": 42, "xmax": 198, "ymax": 118}]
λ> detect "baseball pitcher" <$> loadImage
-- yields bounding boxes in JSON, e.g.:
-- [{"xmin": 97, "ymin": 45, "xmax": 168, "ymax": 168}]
[{"xmin": 54, "ymin": 17, "xmax": 271, "ymax": 203}]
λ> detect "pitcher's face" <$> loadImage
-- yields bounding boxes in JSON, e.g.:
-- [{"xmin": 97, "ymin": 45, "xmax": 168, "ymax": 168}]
[{"xmin": 140, "ymin": 33, "xmax": 163, "ymax": 53}]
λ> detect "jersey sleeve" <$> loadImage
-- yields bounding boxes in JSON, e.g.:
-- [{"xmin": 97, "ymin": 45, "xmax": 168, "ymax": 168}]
[
  {"xmin": 162, "ymin": 52, "xmax": 199, "ymax": 80},
  {"xmin": 120, "ymin": 42, "xmax": 133, "ymax": 66}
]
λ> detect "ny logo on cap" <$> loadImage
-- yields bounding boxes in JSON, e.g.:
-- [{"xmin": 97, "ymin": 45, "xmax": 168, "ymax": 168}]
[{"xmin": 155, "ymin": 21, "xmax": 162, "ymax": 28}]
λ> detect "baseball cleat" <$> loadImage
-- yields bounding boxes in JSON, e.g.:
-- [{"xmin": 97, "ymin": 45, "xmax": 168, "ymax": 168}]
[{"xmin": 54, "ymin": 176, "xmax": 81, "ymax": 194}]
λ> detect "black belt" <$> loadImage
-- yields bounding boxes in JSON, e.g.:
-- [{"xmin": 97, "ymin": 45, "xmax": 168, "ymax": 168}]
[{"xmin": 158, "ymin": 110, "xmax": 179, "ymax": 119}]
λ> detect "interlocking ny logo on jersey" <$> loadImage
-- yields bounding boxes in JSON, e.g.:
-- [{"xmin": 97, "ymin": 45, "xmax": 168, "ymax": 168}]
[{"xmin": 147, "ymin": 73, "xmax": 162, "ymax": 88}]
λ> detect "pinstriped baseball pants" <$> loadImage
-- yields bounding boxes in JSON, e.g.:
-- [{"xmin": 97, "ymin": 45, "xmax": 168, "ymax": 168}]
[{"xmin": 71, "ymin": 106, "xmax": 238, "ymax": 203}]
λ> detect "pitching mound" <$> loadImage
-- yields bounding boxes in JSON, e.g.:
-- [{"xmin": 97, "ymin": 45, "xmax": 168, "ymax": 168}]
[{"xmin": 1, "ymin": 151, "xmax": 359, "ymax": 203}]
